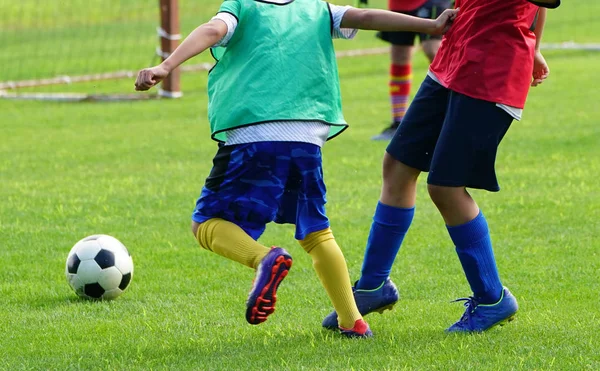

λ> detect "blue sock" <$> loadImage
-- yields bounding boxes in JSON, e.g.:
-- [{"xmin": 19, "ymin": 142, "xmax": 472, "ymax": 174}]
[
  {"xmin": 447, "ymin": 212, "xmax": 503, "ymax": 304},
  {"xmin": 356, "ymin": 202, "xmax": 415, "ymax": 290}
]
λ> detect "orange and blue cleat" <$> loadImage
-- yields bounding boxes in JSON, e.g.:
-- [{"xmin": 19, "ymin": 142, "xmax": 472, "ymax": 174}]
[{"xmin": 245, "ymin": 247, "xmax": 293, "ymax": 325}]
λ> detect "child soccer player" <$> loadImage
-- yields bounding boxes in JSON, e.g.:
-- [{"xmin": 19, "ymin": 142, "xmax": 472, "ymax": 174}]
[
  {"xmin": 323, "ymin": 0, "xmax": 561, "ymax": 332},
  {"xmin": 369, "ymin": 0, "xmax": 453, "ymax": 141},
  {"xmin": 135, "ymin": 0, "xmax": 457, "ymax": 338}
]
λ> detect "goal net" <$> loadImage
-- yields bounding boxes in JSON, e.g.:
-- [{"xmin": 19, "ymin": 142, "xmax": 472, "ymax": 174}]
[
  {"xmin": 0, "ymin": 0, "xmax": 205, "ymax": 100},
  {"xmin": 0, "ymin": 0, "xmax": 597, "ymax": 101},
  {"xmin": 541, "ymin": 1, "xmax": 600, "ymax": 51}
]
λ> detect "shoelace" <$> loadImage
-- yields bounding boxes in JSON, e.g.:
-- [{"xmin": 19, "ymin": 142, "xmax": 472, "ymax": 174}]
[{"xmin": 452, "ymin": 297, "xmax": 480, "ymax": 328}]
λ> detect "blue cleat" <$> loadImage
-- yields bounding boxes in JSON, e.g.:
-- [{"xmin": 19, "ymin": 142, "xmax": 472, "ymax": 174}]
[
  {"xmin": 446, "ymin": 287, "xmax": 518, "ymax": 333},
  {"xmin": 322, "ymin": 278, "xmax": 399, "ymax": 329},
  {"xmin": 340, "ymin": 319, "xmax": 373, "ymax": 338},
  {"xmin": 246, "ymin": 247, "xmax": 293, "ymax": 325}
]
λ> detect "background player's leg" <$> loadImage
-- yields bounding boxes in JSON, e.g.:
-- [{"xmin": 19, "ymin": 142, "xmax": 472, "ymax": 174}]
[
  {"xmin": 421, "ymin": 38, "xmax": 441, "ymax": 64},
  {"xmin": 389, "ymin": 45, "xmax": 414, "ymax": 127},
  {"xmin": 372, "ymin": 26, "xmax": 416, "ymax": 141},
  {"xmin": 372, "ymin": 45, "xmax": 414, "ymax": 141},
  {"xmin": 419, "ymin": 0, "xmax": 447, "ymax": 63},
  {"xmin": 299, "ymin": 228, "xmax": 363, "ymax": 330},
  {"xmin": 192, "ymin": 219, "xmax": 270, "ymax": 269}
]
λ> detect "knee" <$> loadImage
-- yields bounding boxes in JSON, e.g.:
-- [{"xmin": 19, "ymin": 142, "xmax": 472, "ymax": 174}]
[
  {"xmin": 422, "ymin": 41, "xmax": 440, "ymax": 63},
  {"xmin": 299, "ymin": 228, "xmax": 333, "ymax": 254},
  {"xmin": 382, "ymin": 152, "xmax": 402, "ymax": 183},
  {"xmin": 424, "ymin": 49, "xmax": 437, "ymax": 63},
  {"xmin": 427, "ymin": 184, "xmax": 460, "ymax": 208},
  {"xmin": 382, "ymin": 153, "xmax": 419, "ymax": 194}
]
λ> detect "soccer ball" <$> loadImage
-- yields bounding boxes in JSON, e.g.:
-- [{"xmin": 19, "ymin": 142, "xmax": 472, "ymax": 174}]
[{"xmin": 65, "ymin": 234, "xmax": 134, "ymax": 300}]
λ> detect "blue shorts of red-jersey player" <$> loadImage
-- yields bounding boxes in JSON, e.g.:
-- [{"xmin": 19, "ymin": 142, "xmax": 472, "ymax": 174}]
[
  {"xmin": 192, "ymin": 142, "xmax": 330, "ymax": 241},
  {"xmin": 386, "ymin": 76, "xmax": 513, "ymax": 192}
]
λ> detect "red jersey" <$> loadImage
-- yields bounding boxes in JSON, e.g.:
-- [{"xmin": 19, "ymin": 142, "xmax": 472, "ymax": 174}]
[
  {"xmin": 429, "ymin": 0, "xmax": 539, "ymax": 108},
  {"xmin": 389, "ymin": 0, "xmax": 428, "ymax": 12}
]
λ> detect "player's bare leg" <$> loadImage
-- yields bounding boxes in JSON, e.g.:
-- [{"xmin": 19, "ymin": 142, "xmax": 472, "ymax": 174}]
[
  {"xmin": 427, "ymin": 185, "xmax": 479, "ymax": 226},
  {"xmin": 301, "ymin": 228, "xmax": 372, "ymax": 338},
  {"xmin": 421, "ymin": 38, "xmax": 441, "ymax": 64},
  {"xmin": 323, "ymin": 155, "xmax": 417, "ymax": 328},
  {"xmin": 192, "ymin": 219, "xmax": 292, "ymax": 325},
  {"xmin": 372, "ymin": 45, "xmax": 414, "ymax": 141},
  {"xmin": 392, "ymin": 44, "xmax": 414, "ymax": 65},
  {"xmin": 380, "ymin": 153, "xmax": 420, "ymax": 208},
  {"xmin": 427, "ymin": 185, "xmax": 517, "ymax": 332}
]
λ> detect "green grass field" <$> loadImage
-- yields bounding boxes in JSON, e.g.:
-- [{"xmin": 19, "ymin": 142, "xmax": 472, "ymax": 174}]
[{"xmin": 1, "ymin": 1, "xmax": 600, "ymax": 370}]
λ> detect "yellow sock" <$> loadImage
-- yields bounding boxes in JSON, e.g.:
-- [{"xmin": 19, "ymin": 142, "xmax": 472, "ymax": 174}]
[
  {"xmin": 299, "ymin": 228, "xmax": 362, "ymax": 329},
  {"xmin": 196, "ymin": 218, "xmax": 271, "ymax": 269}
]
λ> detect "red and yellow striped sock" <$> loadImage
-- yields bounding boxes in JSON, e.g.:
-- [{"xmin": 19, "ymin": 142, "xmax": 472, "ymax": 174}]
[{"xmin": 390, "ymin": 64, "xmax": 412, "ymax": 124}]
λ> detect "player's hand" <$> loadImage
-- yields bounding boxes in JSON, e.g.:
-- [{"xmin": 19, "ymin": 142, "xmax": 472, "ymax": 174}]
[
  {"xmin": 531, "ymin": 50, "xmax": 549, "ymax": 87},
  {"xmin": 134, "ymin": 65, "xmax": 170, "ymax": 91},
  {"xmin": 431, "ymin": 8, "xmax": 459, "ymax": 35}
]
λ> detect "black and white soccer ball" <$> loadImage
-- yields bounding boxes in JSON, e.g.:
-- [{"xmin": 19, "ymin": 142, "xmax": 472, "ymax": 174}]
[{"xmin": 65, "ymin": 234, "xmax": 134, "ymax": 300}]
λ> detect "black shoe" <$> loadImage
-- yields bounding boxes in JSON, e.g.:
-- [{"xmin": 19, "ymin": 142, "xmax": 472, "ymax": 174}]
[{"xmin": 371, "ymin": 122, "xmax": 400, "ymax": 141}]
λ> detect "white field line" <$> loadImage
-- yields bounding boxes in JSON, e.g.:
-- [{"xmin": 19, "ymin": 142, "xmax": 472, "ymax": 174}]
[{"xmin": 1, "ymin": 43, "xmax": 598, "ymax": 91}]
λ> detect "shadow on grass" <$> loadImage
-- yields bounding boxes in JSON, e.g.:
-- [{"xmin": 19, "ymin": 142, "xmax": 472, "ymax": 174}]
[{"xmin": 22, "ymin": 293, "xmax": 127, "ymax": 310}]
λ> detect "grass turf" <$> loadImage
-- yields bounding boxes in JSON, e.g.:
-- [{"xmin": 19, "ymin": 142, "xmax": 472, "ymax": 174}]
[{"xmin": 1, "ymin": 1, "xmax": 599, "ymax": 370}]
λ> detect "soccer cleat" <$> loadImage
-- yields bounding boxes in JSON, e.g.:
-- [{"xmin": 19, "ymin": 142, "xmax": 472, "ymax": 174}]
[
  {"xmin": 322, "ymin": 278, "xmax": 399, "ymax": 329},
  {"xmin": 371, "ymin": 122, "xmax": 400, "ymax": 141},
  {"xmin": 245, "ymin": 247, "xmax": 293, "ymax": 325},
  {"xmin": 446, "ymin": 287, "xmax": 518, "ymax": 333},
  {"xmin": 340, "ymin": 319, "xmax": 373, "ymax": 338}
]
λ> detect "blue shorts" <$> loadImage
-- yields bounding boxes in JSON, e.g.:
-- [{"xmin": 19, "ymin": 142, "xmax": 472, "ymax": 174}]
[
  {"xmin": 386, "ymin": 76, "xmax": 513, "ymax": 192},
  {"xmin": 192, "ymin": 142, "xmax": 329, "ymax": 240}
]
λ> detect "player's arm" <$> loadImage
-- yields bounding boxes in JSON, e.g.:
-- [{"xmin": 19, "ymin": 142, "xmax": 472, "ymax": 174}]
[
  {"xmin": 135, "ymin": 20, "xmax": 228, "ymax": 91},
  {"xmin": 532, "ymin": 8, "xmax": 549, "ymax": 87},
  {"xmin": 340, "ymin": 7, "xmax": 458, "ymax": 35},
  {"xmin": 534, "ymin": 8, "xmax": 547, "ymax": 51},
  {"xmin": 161, "ymin": 20, "xmax": 227, "ymax": 72}
]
